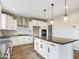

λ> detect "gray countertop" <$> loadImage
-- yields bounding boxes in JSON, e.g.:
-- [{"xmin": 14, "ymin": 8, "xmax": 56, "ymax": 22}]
[
  {"xmin": 0, "ymin": 39, "xmax": 11, "ymax": 59},
  {"xmin": 0, "ymin": 34, "xmax": 32, "ymax": 37},
  {"xmin": 0, "ymin": 39, "xmax": 11, "ymax": 45},
  {"xmin": 0, "ymin": 36, "xmax": 9, "ymax": 39},
  {"xmin": 35, "ymin": 36, "xmax": 78, "ymax": 45}
]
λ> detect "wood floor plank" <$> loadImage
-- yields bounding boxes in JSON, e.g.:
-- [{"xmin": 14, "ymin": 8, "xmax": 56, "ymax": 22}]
[{"xmin": 11, "ymin": 44, "xmax": 44, "ymax": 59}]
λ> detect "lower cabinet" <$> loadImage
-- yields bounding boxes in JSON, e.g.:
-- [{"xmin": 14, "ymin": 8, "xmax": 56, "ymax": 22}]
[
  {"xmin": 10, "ymin": 36, "xmax": 33, "ymax": 46},
  {"xmin": 34, "ymin": 38, "xmax": 48, "ymax": 59},
  {"xmin": 34, "ymin": 38, "xmax": 73, "ymax": 59},
  {"xmin": 10, "ymin": 37, "xmax": 18, "ymax": 46},
  {"xmin": 34, "ymin": 38, "xmax": 38, "ymax": 51},
  {"xmin": 42, "ymin": 40, "xmax": 48, "ymax": 59},
  {"xmin": 47, "ymin": 42, "xmax": 60, "ymax": 59}
]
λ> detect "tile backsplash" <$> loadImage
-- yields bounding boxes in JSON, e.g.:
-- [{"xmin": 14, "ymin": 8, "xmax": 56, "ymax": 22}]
[
  {"xmin": 0, "ymin": 31, "xmax": 2, "ymax": 37},
  {"xmin": 0, "ymin": 26, "xmax": 32, "ymax": 36}
]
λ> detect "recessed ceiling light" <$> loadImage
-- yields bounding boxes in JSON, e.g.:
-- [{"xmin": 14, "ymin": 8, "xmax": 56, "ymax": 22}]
[
  {"xmin": 12, "ymin": 8, "xmax": 16, "ymax": 11},
  {"xmin": 33, "ymin": 13, "xmax": 36, "ymax": 16}
]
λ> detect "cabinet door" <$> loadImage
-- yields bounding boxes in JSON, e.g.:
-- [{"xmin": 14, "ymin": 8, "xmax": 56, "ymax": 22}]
[
  {"xmin": 6, "ymin": 15, "xmax": 13, "ymax": 30},
  {"xmin": 42, "ymin": 41, "xmax": 48, "ymax": 59},
  {"xmin": 48, "ymin": 42, "xmax": 59, "ymax": 59},
  {"xmin": 12, "ymin": 19, "xmax": 17, "ymax": 30},
  {"xmin": 38, "ymin": 40, "xmax": 44, "ymax": 56},
  {"xmin": 34, "ymin": 38, "xmax": 38, "ymax": 51},
  {"xmin": 37, "ymin": 39, "xmax": 41, "ymax": 54},
  {"xmin": 17, "ymin": 37, "xmax": 23, "ymax": 45},
  {"xmin": 22, "ymin": 17, "xmax": 26, "ymax": 26},
  {"xmin": 0, "ymin": 14, "xmax": 7, "ymax": 29},
  {"xmin": 23, "ymin": 36, "xmax": 27, "ymax": 44},
  {"xmin": 17, "ymin": 17, "xmax": 22, "ymax": 26},
  {"xmin": 29, "ymin": 36, "xmax": 33, "ymax": 43},
  {"xmin": 10, "ymin": 37, "xmax": 18, "ymax": 46},
  {"xmin": 32, "ymin": 20, "xmax": 41, "ymax": 26}
]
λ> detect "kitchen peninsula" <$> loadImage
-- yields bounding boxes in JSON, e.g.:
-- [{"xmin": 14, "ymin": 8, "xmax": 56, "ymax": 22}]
[
  {"xmin": 0, "ymin": 38, "xmax": 12, "ymax": 59},
  {"xmin": 34, "ymin": 37, "xmax": 78, "ymax": 59}
]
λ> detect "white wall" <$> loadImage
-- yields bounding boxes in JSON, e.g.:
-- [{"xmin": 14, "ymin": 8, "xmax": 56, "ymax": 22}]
[
  {"xmin": 53, "ymin": 8, "xmax": 79, "ymax": 50},
  {"xmin": 53, "ymin": 8, "xmax": 79, "ymax": 39}
]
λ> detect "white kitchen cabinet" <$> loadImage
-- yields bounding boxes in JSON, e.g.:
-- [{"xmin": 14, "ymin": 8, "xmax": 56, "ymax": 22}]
[
  {"xmin": 42, "ymin": 40, "xmax": 48, "ymax": 59},
  {"xmin": 17, "ymin": 36, "xmax": 23, "ymax": 45},
  {"xmin": 11, "ymin": 19, "xmax": 17, "ymax": 30},
  {"xmin": 48, "ymin": 42, "xmax": 60, "ymax": 59},
  {"xmin": 24, "ymin": 36, "xmax": 29, "ymax": 44},
  {"xmin": 0, "ymin": 14, "xmax": 17, "ymax": 30},
  {"xmin": 34, "ymin": 38, "xmax": 38, "ymax": 51},
  {"xmin": 17, "ymin": 17, "xmax": 22, "ymax": 26},
  {"xmin": 36, "ymin": 39, "xmax": 41, "ymax": 54},
  {"xmin": 29, "ymin": 36, "xmax": 33, "ymax": 43},
  {"xmin": 10, "ymin": 36, "xmax": 33, "ymax": 46},
  {"xmin": 36, "ymin": 38, "xmax": 48, "ymax": 58},
  {"xmin": 10, "ymin": 37, "xmax": 18, "ymax": 46},
  {"xmin": 22, "ymin": 17, "xmax": 26, "ymax": 26},
  {"xmin": 34, "ymin": 38, "xmax": 74, "ymax": 59},
  {"xmin": 41, "ymin": 22, "xmax": 47, "ymax": 29},
  {"xmin": 32, "ymin": 20, "xmax": 43, "ymax": 26},
  {"xmin": 38, "ymin": 40, "xmax": 44, "ymax": 56}
]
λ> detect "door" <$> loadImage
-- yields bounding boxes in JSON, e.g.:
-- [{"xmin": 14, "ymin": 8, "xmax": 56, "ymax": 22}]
[
  {"xmin": 48, "ymin": 25, "xmax": 52, "ymax": 40},
  {"xmin": 33, "ymin": 26, "xmax": 40, "ymax": 46}
]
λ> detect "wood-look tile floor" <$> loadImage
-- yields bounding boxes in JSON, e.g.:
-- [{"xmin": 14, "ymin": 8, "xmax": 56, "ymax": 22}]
[
  {"xmin": 11, "ymin": 44, "xmax": 44, "ymax": 59},
  {"xmin": 11, "ymin": 44, "xmax": 79, "ymax": 59},
  {"xmin": 74, "ymin": 50, "xmax": 79, "ymax": 59}
]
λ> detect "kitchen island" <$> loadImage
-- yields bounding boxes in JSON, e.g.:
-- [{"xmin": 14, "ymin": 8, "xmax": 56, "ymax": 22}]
[{"xmin": 34, "ymin": 37, "xmax": 78, "ymax": 59}]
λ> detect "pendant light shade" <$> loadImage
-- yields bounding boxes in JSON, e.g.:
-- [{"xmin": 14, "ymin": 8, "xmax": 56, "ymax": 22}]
[
  {"xmin": 51, "ymin": 3, "xmax": 54, "ymax": 24},
  {"xmin": 64, "ymin": 0, "xmax": 68, "ymax": 21},
  {"xmin": 44, "ymin": 9, "xmax": 46, "ymax": 18},
  {"xmin": 64, "ymin": 15, "xmax": 68, "ymax": 21},
  {"xmin": 51, "ymin": 20, "xmax": 54, "ymax": 24}
]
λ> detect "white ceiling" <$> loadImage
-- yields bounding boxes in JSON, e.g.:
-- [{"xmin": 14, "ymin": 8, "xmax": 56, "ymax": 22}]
[{"xmin": 1, "ymin": 0, "xmax": 79, "ymax": 20}]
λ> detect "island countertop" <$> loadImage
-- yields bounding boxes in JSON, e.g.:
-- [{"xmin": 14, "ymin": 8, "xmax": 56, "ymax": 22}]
[{"xmin": 35, "ymin": 36, "xmax": 78, "ymax": 45}]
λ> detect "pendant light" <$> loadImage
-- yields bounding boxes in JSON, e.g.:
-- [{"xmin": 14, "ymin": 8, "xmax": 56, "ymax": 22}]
[
  {"xmin": 64, "ymin": 0, "xmax": 68, "ymax": 21},
  {"xmin": 44, "ymin": 9, "xmax": 46, "ymax": 18},
  {"xmin": 51, "ymin": 3, "xmax": 54, "ymax": 24},
  {"xmin": 43, "ymin": 9, "xmax": 47, "ymax": 26}
]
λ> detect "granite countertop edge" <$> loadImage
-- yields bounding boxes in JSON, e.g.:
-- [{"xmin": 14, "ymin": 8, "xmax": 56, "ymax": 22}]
[
  {"xmin": 35, "ymin": 36, "xmax": 79, "ymax": 45},
  {"xmin": 0, "ymin": 34, "xmax": 32, "ymax": 38}
]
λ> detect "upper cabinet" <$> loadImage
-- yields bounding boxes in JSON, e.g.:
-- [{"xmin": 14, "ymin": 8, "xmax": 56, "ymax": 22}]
[
  {"xmin": 0, "ymin": 14, "xmax": 17, "ymax": 30},
  {"xmin": 32, "ymin": 20, "xmax": 47, "ymax": 29},
  {"xmin": 32, "ymin": 20, "xmax": 45, "ymax": 26}
]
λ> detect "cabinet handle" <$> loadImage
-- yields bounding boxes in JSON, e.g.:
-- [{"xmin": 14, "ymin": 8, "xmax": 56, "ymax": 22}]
[
  {"xmin": 40, "ymin": 41, "xmax": 43, "ymax": 42},
  {"xmin": 36, "ymin": 43, "xmax": 38, "ymax": 45},
  {"xmin": 40, "ymin": 45, "xmax": 43, "ymax": 48},
  {"xmin": 48, "ymin": 48, "xmax": 50, "ymax": 52},
  {"xmin": 51, "ymin": 44, "xmax": 55, "ymax": 46}
]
